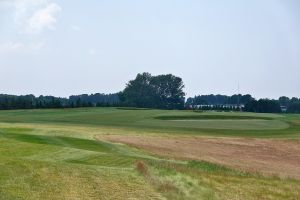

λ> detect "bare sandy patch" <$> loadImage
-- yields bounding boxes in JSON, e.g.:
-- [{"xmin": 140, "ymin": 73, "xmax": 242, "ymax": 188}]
[{"xmin": 96, "ymin": 135, "xmax": 300, "ymax": 179}]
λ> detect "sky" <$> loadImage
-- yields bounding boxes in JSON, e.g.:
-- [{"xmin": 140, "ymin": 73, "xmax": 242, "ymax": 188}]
[{"xmin": 0, "ymin": 0, "xmax": 299, "ymax": 99}]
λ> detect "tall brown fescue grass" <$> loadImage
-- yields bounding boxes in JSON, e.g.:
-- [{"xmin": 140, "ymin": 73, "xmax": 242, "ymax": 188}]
[{"xmin": 135, "ymin": 160, "xmax": 178, "ymax": 193}]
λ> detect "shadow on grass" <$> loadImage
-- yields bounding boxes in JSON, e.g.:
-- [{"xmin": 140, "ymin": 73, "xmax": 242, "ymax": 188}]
[
  {"xmin": 117, "ymin": 107, "xmax": 152, "ymax": 110},
  {"xmin": 155, "ymin": 115, "xmax": 273, "ymax": 120},
  {"xmin": 0, "ymin": 130, "xmax": 115, "ymax": 153}
]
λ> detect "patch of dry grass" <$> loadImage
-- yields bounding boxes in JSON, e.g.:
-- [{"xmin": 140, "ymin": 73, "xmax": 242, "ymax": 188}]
[
  {"xmin": 135, "ymin": 161, "xmax": 178, "ymax": 194},
  {"xmin": 100, "ymin": 134, "xmax": 300, "ymax": 179}
]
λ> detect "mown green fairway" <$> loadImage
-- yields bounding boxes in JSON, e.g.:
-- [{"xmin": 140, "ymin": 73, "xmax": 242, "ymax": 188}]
[
  {"xmin": 0, "ymin": 108, "xmax": 299, "ymax": 199},
  {"xmin": 0, "ymin": 107, "xmax": 298, "ymax": 137}
]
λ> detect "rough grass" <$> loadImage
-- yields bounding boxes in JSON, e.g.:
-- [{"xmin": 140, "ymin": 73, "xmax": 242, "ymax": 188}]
[
  {"xmin": 146, "ymin": 160, "xmax": 300, "ymax": 200},
  {"xmin": 0, "ymin": 128, "xmax": 164, "ymax": 200},
  {"xmin": 0, "ymin": 108, "xmax": 299, "ymax": 199}
]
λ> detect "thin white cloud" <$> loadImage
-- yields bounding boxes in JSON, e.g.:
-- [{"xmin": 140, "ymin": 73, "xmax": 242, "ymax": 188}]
[
  {"xmin": 71, "ymin": 25, "xmax": 81, "ymax": 32},
  {"xmin": 25, "ymin": 3, "xmax": 61, "ymax": 33},
  {"xmin": 12, "ymin": 0, "xmax": 48, "ymax": 23},
  {"xmin": 0, "ymin": 41, "xmax": 44, "ymax": 54},
  {"xmin": 0, "ymin": 1, "xmax": 56, "ymax": 54},
  {"xmin": 1, "ymin": 0, "xmax": 61, "ymax": 34},
  {"xmin": 89, "ymin": 49, "xmax": 96, "ymax": 55},
  {"xmin": 0, "ymin": 42, "xmax": 24, "ymax": 53}
]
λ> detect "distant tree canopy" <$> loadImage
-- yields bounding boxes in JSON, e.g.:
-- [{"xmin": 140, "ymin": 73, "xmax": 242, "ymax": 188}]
[
  {"xmin": 186, "ymin": 94, "xmax": 254, "ymax": 106},
  {"xmin": 0, "ymin": 93, "xmax": 120, "ymax": 110},
  {"xmin": 287, "ymin": 102, "xmax": 300, "ymax": 113},
  {"xmin": 278, "ymin": 96, "xmax": 300, "ymax": 113},
  {"xmin": 69, "ymin": 93, "xmax": 120, "ymax": 107},
  {"xmin": 119, "ymin": 72, "xmax": 185, "ymax": 109},
  {"xmin": 186, "ymin": 94, "xmax": 300, "ymax": 114},
  {"xmin": 243, "ymin": 99, "xmax": 281, "ymax": 113}
]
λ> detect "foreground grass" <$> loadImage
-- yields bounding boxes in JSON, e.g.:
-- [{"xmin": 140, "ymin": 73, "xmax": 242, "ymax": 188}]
[
  {"xmin": 0, "ymin": 130, "xmax": 164, "ymax": 199},
  {"xmin": 1, "ymin": 127, "xmax": 299, "ymax": 200},
  {"xmin": 142, "ymin": 160, "xmax": 300, "ymax": 200},
  {"xmin": 0, "ymin": 108, "xmax": 299, "ymax": 199}
]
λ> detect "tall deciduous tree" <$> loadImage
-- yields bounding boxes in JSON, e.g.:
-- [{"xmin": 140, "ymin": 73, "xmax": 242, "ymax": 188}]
[{"xmin": 119, "ymin": 72, "xmax": 185, "ymax": 109}]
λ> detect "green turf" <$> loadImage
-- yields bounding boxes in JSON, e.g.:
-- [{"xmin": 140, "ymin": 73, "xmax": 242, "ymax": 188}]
[
  {"xmin": 155, "ymin": 114, "xmax": 274, "ymax": 120},
  {"xmin": 0, "ymin": 107, "xmax": 298, "ymax": 137},
  {"xmin": 0, "ymin": 108, "xmax": 299, "ymax": 199}
]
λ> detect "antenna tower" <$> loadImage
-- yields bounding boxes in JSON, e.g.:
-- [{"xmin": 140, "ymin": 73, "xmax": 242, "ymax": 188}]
[{"xmin": 237, "ymin": 82, "xmax": 240, "ymax": 111}]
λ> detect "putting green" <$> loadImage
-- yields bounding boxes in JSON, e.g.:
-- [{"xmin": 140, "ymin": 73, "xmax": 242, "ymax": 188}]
[
  {"xmin": 152, "ymin": 113, "xmax": 289, "ymax": 130},
  {"xmin": 156, "ymin": 119, "xmax": 289, "ymax": 130}
]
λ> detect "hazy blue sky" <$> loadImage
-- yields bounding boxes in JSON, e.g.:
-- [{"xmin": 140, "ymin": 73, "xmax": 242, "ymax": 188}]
[{"xmin": 0, "ymin": 0, "xmax": 299, "ymax": 99}]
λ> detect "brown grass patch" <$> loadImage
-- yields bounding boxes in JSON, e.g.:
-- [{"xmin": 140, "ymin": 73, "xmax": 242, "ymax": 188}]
[
  {"xmin": 97, "ymin": 135, "xmax": 300, "ymax": 179},
  {"xmin": 135, "ymin": 160, "xmax": 178, "ymax": 194},
  {"xmin": 157, "ymin": 181, "xmax": 178, "ymax": 193},
  {"xmin": 135, "ymin": 160, "xmax": 149, "ymax": 176}
]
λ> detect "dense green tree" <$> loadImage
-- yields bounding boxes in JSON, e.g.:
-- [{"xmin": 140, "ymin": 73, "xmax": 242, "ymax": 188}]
[
  {"xmin": 244, "ymin": 99, "xmax": 281, "ymax": 113},
  {"xmin": 186, "ymin": 94, "xmax": 254, "ymax": 106},
  {"xmin": 119, "ymin": 72, "xmax": 185, "ymax": 109},
  {"xmin": 120, "ymin": 73, "xmax": 155, "ymax": 108},
  {"xmin": 150, "ymin": 74, "xmax": 185, "ymax": 109},
  {"xmin": 287, "ymin": 102, "xmax": 300, "ymax": 113},
  {"xmin": 279, "ymin": 96, "xmax": 290, "ymax": 106},
  {"xmin": 0, "ymin": 93, "xmax": 120, "ymax": 110}
]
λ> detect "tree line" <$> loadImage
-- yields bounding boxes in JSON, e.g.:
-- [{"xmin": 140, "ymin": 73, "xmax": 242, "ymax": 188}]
[
  {"xmin": 186, "ymin": 94, "xmax": 254, "ymax": 106},
  {"xmin": 0, "ymin": 73, "xmax": 185, "ymax": 110},
  {"xmin": 243, "ymin": 97, "xmax": 300, "ymax": 113},
  {"xmin": 0, "ymin": 72, "xmax": 299, "ymax": 113},
  {"xmin": 0, "ymin": 93, "xmax": 120, "ymax": 110},
  {"xmin": 187, "ymin": 94, "xmax": 300, "ymax": 113},
  {"xmin": 69, "ymin": 93, "xmax": 120, "ymax": 107}
]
